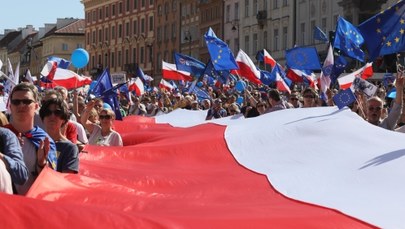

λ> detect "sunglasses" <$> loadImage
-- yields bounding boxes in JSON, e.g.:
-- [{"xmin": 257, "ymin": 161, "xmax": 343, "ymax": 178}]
[
  {"xmin": 99, "ymin": 114, "xmax": 112, "ymax": 120},
  {"xmin": 368, "ymin": 106, "xmax": 382, "ymax": 112},
  {"xmin": 303, "ymin": 95, "xmax": 315, "ymax": 99},
  {"xmin": 257, "ymin": 104, "xmax": 265, "ymax": 108},
  {"xmin": 10, "ymin": 99, "xmax": 35, "ymax": 106},
  {"xmin": 44, "ymin": 109, "xmax": 64, "ymax": 117},
  {"xmin": 290, "ymin": 98, "xmax": 298, "ymax": 101}
]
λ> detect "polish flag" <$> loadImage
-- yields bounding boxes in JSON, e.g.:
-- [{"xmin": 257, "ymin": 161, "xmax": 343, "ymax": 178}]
[
  {"xmin": 234, "ymin": 49, "xmax": 262, "ymax": 85},
  {"xmin": 275, "ymin": 69, "xmax": 291, "ymax": 94},
  {"xmin": 5, "ymin": 107, "xmax": 402, "ymax": 228},
  {"xmin": 128, "ymin": 77, "xmax": 145, "ymax": 96},
  {"xmin": 40, "ymin": 61, "xmax": 58, "ymax": 81},
  {"xmin": 159, "ymin": 78, "xmax": 175, "ymax": 91},
  {"xmin": 162, "ymin": 61, "xmax": 193, "ymax": 81},
  {"xmin": 263, "ymin": 49, "xmax": 277, "ymax": 68},
  {"xmin": 40, "ymin": 68, "xmax": 92, "ymax": 90},
  {"xmin": 338, "ymin": 63, "xmax": 373, "ymax": 89}
]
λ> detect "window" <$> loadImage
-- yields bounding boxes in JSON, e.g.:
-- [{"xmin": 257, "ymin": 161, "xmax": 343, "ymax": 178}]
[
  {"xmin": 253, "ymin": 0, "xmax": 258, "ymax": 16},
  {"xmin": 158, "ymin": 5, "xmax": 162, "ymax": 16},
  {"xmin": 282, "ymin": 27, "xmax": 287, "ymax": 49},
  {"xmin": 264, "ymin": 31, "xmax": 268, "ymax": 49},
  {"xmin": 274, "ymin": 29, "xmax": 279, "ymax": 50},
  {"xmin": 149, "ymin": 16, "xmax": 154, "ymax": 32},
  {"xmin": 273, "ymin": 0, "xmax": 279, "ymax": 9},
  {"xmin": 93, "ymin": 10, "xmax": 97, "ymax": 22},
  {"xmin": 133, "ymin": 48, "xmax": 137, "ymax": 63},
  {"xmin": 99, "ymin": 8, "xmax": 103, "ymax": 20},
  {"xmin": 118, "ymin": 24, "xmax": 123, "ymax": 38},
  {"xmin": 157, "ymin": 26, "xmax": 162, "ymax": 42},
  {"xmin": 171, "ymin": 23, "xmax": 176, "ymax": 39},
  {"xmin": 125, "ymin": 49, "xmax": 129, "ymax": 65},
  {"xmin": 112, "ymin": 4, "xmax": 116, "ymax": 16},
  {"xmin": 92, "ymin": 31, "xmax": 96, "ymax": 43},
  {"xmin": 322, "ymin": 18, "xmax": 327, "ymax": 32},
  {"xmin": 244, "ymin": 35, "xmax": 250, "ymax": 54},
  {"xmin": 283, "ymin": 0, "xmax": 288, "ymax": 7},
  {"xmin": 126, "ymin": 0, "xmax": 130, "ymax": 12},
  {"xmin": 253, "ymin": 33, "xmax": 258, "ymax": 54},
  {"xmin": 226, "ymin": 5, "xmax": 231, "ymax": 22},
  {"xmin": 133, "ymin": 0, "xmax": 138, "ymax": 10},
  {"xmin": 172, "ymin": 0, "xmax": 177, "ymax": 11},
  {"xmin": 105, "ymin": 6, "xmax": 109, "ymax": 18},
  {"xmin": 87, "ymin": 32, "xmax": 90, "ymax": 45},
  {"xmin": 62, "ymin": 43, "xmax": 68, "ymax": 51},
  {"xmin": 98, "ymin": 29, "xmax": 103, "ymax": 42},
  {"xmin": 118, "ymin": 51, "xmax": 122, "ymax": 67},
  {"xmin": 234, "ymin": 2, "xmax": 239, "ymax": 20},
  {"xmin": 140, "ymin": 47, "xmax": 145, "ymax": 64},
  {"xmin": 310, "ymin": 20, "xmax": 315, "ymax": 44},
  {"xmin": 112, "ymin": 25, "xmax": 116, "ymax": 39},
  {"xmin": 119, "ymin": 2, "xmax": 123, "ymax": 14},
  {"xmin": 133, "ymin": 20, "xmax": 138, "ymax": 35},
  {"xmin": 141, "ymin": 18, "xmax": 145, "ymax": 33},
  {"xmin": 150, "ymin": 0, "xmax": 154, "ymax": 6},
  {"xmin": 111, "ymin": 52, "xmax": 115, "ymax": 68},
  {"xmin": 300, "ymin": 23, "xmax": 305, "ymax": 45},
  {"xmin": 244, "ymin": 0, "xmax": 249, "ymax": 17},
  {"xmin": 126, "ymin": 22, "xmax": 130, "ymax": 36},
  {"xmin": 142, "ymin": 0, "xmax": 145, "ymax": 8}
]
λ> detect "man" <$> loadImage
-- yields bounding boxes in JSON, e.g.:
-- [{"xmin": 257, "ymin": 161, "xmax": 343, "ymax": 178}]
[
  {"xmin": 0, "ymin": 127, "xmax": 29, "ymax": 194},
  {"xmin": 367, "ymin": 73, "xmax": 404, "ymax": 130},
  {"xmin": 205, "ymin": 99, "xmax": 227, "ymax": 120},
  {"xmin": 4, "ymin": 82, "xmax": 57, "ymax": 195}
]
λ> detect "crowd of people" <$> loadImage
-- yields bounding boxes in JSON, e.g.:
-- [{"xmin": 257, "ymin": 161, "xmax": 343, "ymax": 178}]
[{"xmin": 0, "ymin": 71, "xmax": 404, "ymax": 195}]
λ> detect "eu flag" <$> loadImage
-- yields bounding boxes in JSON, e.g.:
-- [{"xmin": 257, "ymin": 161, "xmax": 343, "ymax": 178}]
[
  {"xmin": 204, "ymin": 27, "xmax": 239, "ymax": 71},
  {"xmin": 313, "ymin": 26, "xmax": 329, "ymax": 43},
  {"xmin": 334, "ymin": 17, "xmax": 365, "ymax": 62},
  {"xmin": 358, "ymin": 1, "xmax": 405, "ymax": 61},
  {"xmin": 174, "ymin": 52, "xmax": 206, "ymax": 78},
  {"xmin": 330, "ymin": 55, "xmax": 348, "ymax": 85},
  {"xmin": 333, "ymin": 88, "xmax": 356, "ymax": 109},
  {"xmin": 90, "ymin": 68, "xmax": 123, "ymax": 120},
  {"xmin": 203, "ymin": 61, "xmax": 230, "ymax": 84},
  {"xmin": 285, "ymin": 46, "xmax": 322, "ymax": 70},
  {"xmin": 260, "ymin": 70, "xmax": 276, "ymax": 86}
]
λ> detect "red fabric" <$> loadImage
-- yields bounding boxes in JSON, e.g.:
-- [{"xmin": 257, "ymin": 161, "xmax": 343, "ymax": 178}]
[
  {"xmin": 0, "ymin": 116, "xmax": 375, "ymax": 228},
  {"xmin": 64, "ymin": 121, "xmax": 78, "ymax": 144}
]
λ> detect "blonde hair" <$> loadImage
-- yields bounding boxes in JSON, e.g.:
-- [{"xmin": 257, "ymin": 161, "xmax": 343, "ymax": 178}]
[
  {"xmin": 0, "ymin": 112, "xmax": 9, "ymax": 126},
  {"xmin": 100, "ymin": 108, "xmax": 116, "ymax": 120}
]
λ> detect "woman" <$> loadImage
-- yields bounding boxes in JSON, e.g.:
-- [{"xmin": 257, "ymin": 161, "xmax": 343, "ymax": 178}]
[
  {"xmin": 81, "ymin": 101, "xmax": 123, "ymax": 146},
  {"xmin": 39, "ymin": 98, "xmax": 79, "ymax": 173}
]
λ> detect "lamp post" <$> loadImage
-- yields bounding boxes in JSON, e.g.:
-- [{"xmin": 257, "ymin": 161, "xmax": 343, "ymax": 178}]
[
  {"xmin": 231, "ymin": 22, "xmax": 239, "ymax": 53},
  {"xmin": 184, "ymin": 31, "xmax": 192, "ymax": 56}
]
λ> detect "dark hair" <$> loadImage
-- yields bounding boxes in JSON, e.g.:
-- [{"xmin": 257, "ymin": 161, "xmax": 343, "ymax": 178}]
[
  {"xmin": 11, "ymin": 82, "xmax": 39, "ymax": 102},
  {"xmin": 267, "ymin": 89, "xmax": 281, "ymax": 102},
  {"xmin": 39, "ymin": 98, "xmax": 70, "ymax": 125}
]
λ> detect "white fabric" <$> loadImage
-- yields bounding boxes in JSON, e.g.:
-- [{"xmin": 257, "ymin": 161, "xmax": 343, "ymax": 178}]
[
  {"xmin": 0, "ymin": 159, "xmax": 12, "ymax": 194},
  {"xmin": 225, "ymin": 106, "xmax": 405, "ymax": 229}
]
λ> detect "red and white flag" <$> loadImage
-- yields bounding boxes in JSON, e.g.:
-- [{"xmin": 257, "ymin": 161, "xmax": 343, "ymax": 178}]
[
  {"xmin": 275, "ymin": 69, "xmax": 291, "ymax": 94},
  {"xmin": 159, "ymin": 78, "xmax": 175, "ymax": 91},
  {"xmin": 40, "ymin": 68, "xmax": 92, "ymax": 90},
  {"xmin": 234, "ymin": 49, "xmax": 262, "ymax": 85},
  {"xmin": 2, "ymin": 107, "xmax": 401, "ymax": 228},
  {"xmin": 128, "ymin": 77, "xmax": 145, "ymax": 96},
  {"xmin": 40, "ymin": 61, "xmax": 58, "ymax": 81},
  {"xmin": 319, "ymin": 44, "xmax": 334, "ymax": 99},
  {"xmin": 338, "ymin": 63, "xmax": 373, "ymax": 90},
  {"xmin": 162, "ymin": 61, "xmax": 193, "ymax": 81},
  {"xmin": 263, "ymin": 49, "xmax": 277, "ymax": 68}
]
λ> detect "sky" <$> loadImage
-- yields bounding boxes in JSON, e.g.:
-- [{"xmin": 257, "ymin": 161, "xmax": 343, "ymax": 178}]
[{"xmin": 0, "ymin": 0, "xmax": 84, "ymax": 34}]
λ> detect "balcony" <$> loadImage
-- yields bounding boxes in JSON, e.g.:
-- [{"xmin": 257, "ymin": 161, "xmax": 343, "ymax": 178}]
[{"xmin": 256, "ymin": 10, "xmax": 267, "ymax": 28}]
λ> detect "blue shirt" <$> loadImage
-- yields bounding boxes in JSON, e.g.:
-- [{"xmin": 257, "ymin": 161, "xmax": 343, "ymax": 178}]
[{"xmin": 0, "ymin": 127, "xmax": 29, "ymax": 185}]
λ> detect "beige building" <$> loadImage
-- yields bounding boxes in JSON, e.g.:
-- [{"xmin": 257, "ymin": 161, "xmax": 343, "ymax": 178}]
[{"xmin": 81, "ymin": 0, "xmax": 155, "ymax": 80}]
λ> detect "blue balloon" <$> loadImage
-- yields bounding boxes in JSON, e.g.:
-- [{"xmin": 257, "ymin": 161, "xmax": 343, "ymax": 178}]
[
  {"xmin": 197, "ymin": 81, "xmax": 203, "ymax": 87},
  {"xmin": 236, "ymin": 96, "xmax": 244, "ymax": 105},
  {"xmin": 71, "ymin": 48, "xmax": 89, "ymax": 68},
  {"xmin": 235, "ymin": 80, "xmax": 246, "ymax": 92}
]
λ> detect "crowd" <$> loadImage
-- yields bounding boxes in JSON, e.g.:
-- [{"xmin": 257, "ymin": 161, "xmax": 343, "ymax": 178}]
[{"xmin": 0, "ymin": 71, "xmax": 404, "ymax": 195}]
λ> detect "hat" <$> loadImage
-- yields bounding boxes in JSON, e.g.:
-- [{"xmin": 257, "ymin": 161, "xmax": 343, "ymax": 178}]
[{"xmin": 138, "ymin": 103, "xmax": 147, "ymax": 113}]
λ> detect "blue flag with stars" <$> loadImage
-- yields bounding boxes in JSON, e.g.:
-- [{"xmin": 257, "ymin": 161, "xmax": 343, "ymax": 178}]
[
  {"xmin": 204, "ymin": 27, "xmax": 239, "ymax": 71},
  {"xmin": 313, "ymin": 26, "xmax": 329, "ymax": 42},
  {"xmin": 359, "ymin": 1, "xmax": 405, "ymax": 61},
  {"xmin": 174, "ymin": 52, "xmax": 206, "ymax": 78},
  {"xmin": 334, "ymin": 16, "xmax": 365, "ymax": 62},
  {"xmin": 333, "ymin": 88, "xmax": 356, "ymax": 109},
  {"xmin": 285, "ymin": 46, "xmax": 322, "ymax": 70}
]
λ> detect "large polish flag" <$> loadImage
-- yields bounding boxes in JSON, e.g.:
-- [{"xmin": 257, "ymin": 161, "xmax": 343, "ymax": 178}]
[
  {"xmin": 234, "ymin": 49, "xmax": 262, "ymax": 85},
  {"xmin": 162, "ymin": 61, "xmax": 193, "ymax": 81},
  {"xmin": 2, "ymin": 107, "xmax": 405, "ymax": 228},
  {"xmin": 40, "ymin": 68, "xmax": 92, "ymax": 89}
]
